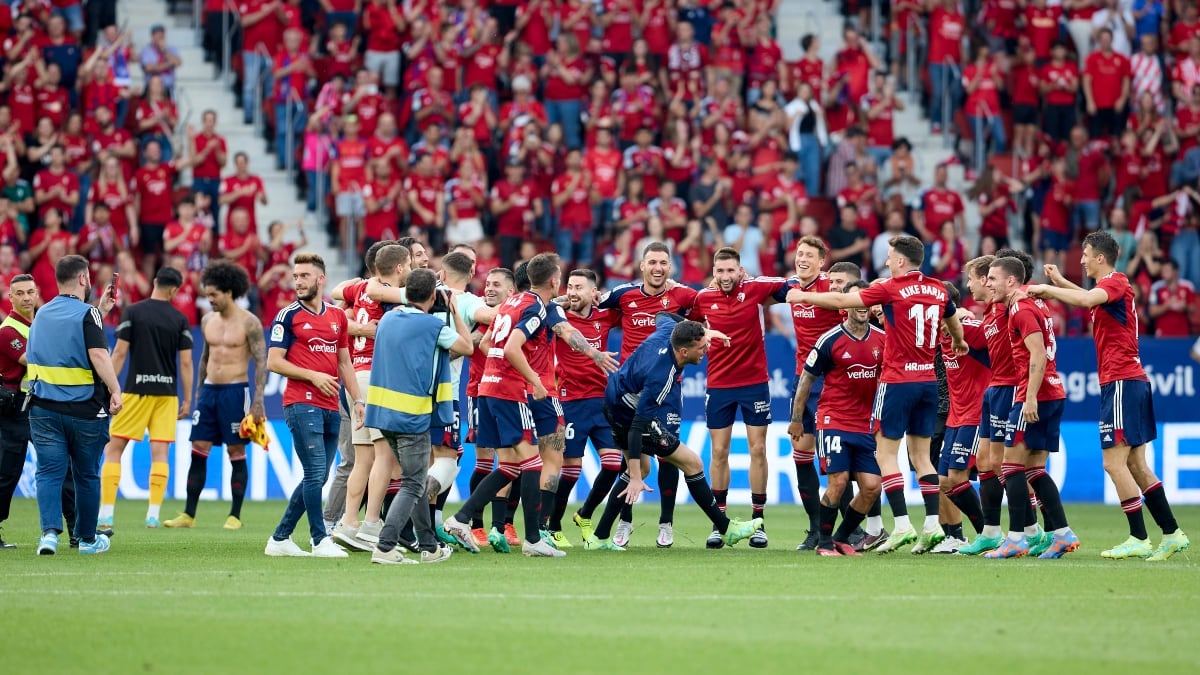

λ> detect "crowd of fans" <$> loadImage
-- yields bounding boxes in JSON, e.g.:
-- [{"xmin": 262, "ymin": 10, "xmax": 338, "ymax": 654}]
[{"xmin": 0, "ymin": 0, "xmax": 1196, "ymax": 340}]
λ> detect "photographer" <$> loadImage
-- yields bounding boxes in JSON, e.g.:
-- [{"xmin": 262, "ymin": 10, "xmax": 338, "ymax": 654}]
[{"xmin": 364, "ymin": 269, "xmax": 473, "ymax": 565}]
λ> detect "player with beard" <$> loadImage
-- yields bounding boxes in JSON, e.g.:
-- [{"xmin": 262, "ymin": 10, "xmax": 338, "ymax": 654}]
[
  {"xmin": 398, "ymin": 236, "xmax": 430, "ymax": 269},
  {"xmin": 593, "ymin": 242, "xmax": 697, "ymax": 547},
  {"xmin": 789, "ymin": 236, "xmax": 969, "ymax": 554},
  {"xmin": 792, "ymin": 280, "xmax": 886, "ymax": 556},
  {"xmin": 1029, "ymin": 232, "xmax": 1189, "ymax": 560},
  {"xmin": 983, "ymin": 256, "xmax": 1079, "ymax": 559},
  {"xmin": 778, "ymin": 237, "xmax": 848, "ymax": 550},
  {"xmin": 466, "ymin": 268, "xmax": 518, "ymax": 548},
  {"xmin": 550, "ymin": 269, "xmax": 622, "ymax": 548},
  {"xmin": 163, "ymin": 261, "xmax": 265, "ymax": 530}
]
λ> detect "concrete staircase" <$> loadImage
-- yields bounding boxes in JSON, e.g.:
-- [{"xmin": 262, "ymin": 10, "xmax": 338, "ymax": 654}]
[{"xmin": 119, "ymin": 0, "xmax": 348, "ymax": 279}]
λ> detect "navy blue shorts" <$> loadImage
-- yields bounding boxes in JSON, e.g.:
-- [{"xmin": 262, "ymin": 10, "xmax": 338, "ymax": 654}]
[
  {"xmin": 792, "ymin": 374, "xmax": 822, "ymax": 436},
  {"xmin": 465, "ymin": 396, "xmax": 479, "ymax": 443},
  {"xmin": 706, "ymin": 383, "xmax": 772, "ymax": 429},
  {"xmin": 430, "ymin": 406, "xmax": 462, "ymax": 451},
  {"xmin": 605, "ymin": 408, "xmax": 680, "ymax": 458},
  {"xmin": 871, "ymin": 381, "xmax": 938, "ymax": 439},
  {"xmin": 189, "ymin": 383, "xmax": 250, "ymax": 447},
  {"xmin": 1099, "ymin": 379, "xmax": 1157, "ymax": 449},
  {"xmin": 529, "ymin": 396, "xmax": 564, "ymax": 439},
  {"xmin": 938, "ymin": 424, "xmax": 980, "ymax": 476},
  {"xmin": 475, "ymin": 397, "xmax": 536, "ymax": 450},
  {"xmin": 980, "ymin": 385, "xmax": 1017, "ymax": 443},
  {"xmin": 1005, "ymin": 399, "xmax": 1065, "ymax": 452},
  {"xmin": 562, "ymin": 398, "xmax": 616, "ymax": 459},
  {"xmin": 816, "ymin": 429, "xmax": 880, "ymax": 476},
  {"xmin": 1040, "ymin": 229, "xmax": 1070, "ymax": 253}
]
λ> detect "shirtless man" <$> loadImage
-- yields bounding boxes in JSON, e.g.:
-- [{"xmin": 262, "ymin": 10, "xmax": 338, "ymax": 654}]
[{"xmin": 164, "ymin": 261, "xmax": 267, "ymax": 529}]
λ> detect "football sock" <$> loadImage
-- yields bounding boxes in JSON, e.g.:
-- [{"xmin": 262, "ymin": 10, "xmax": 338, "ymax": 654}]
[
  {"xmin": 1026, "ymin": 491, "xmax": 1039, "ymax": 528},
  {"xmin": 793, "ymin": 449, "xmax": 820, "ymax": 528},
  {"xmin": 550, "ymin": 464, "xmax": 581, "ymax": 531},
  {"xmin": 519, "ymin": 457, "xmax": 543, "ymax": 544},
  {"xmin": 538, "ymin": 488, "xmax": 556, "ymax": 531},
  {"xmin": 229, "ymin": 458, "xmax": 247, "ymax": 519},
  {"xmin": 619, "ymin": 502, "xmax": 633, "ymax": 522},
  {"xmin": 434, "ymin": 488, "xmax": 450, "ymax": 527},
  {"xmin": 578, "ymin": 452, "xmax": 621, "ymax": 519},
  {"xmin": 684, "ymin": 472, "xmax": 729, "ymax": 534},
  {"xmin": 1001, "ymin": 462, "xmax": 1028, "ymax": 539},
  {"xmin": 469, "ymin": 466, "xmax": 489, "ymax": 529},
  {"xmin": 865, "ymin": 516, "xmax": 883, "ymax": 537},
  {"xmin": 100, "ymin": 462, "xmax": 121, "ymax": 513},
  {"xmin": 490, "ymin": 497, "xmax": 507, "ymax": 532},
  {"xmin": 946, "ymin": 523, "xmax": 965, "ymax": 540},
  {"xmin": 148, "ymin": 462, "xmax": 169, "ymax": 518},
  {"xmin": 713, "ymin": 488, "xmax": 728, "ymax": 514},
  {"xmin": 1121, "ymin": 496, "xmax": 1148, "ymax": 540},
  {"xmin": 383, "ymin": 478, "xmax": 401, "ymax": 517},
  {"xmin": 868, "ymin": 495, "xmax": 881, "ymax": 517},
  {"xmin": 751, "ymin": 492, "xmax": 766, "ymax": 522},
  {"xmin": 881, "ymin": 473, "xmax": 908, "ymax": 519},
  {"xmin": 978, "ymin": 471, "xmax": 1003, "ymax": 532},
  {"xmin": 658, "ymin": 461, "xmax": 679, "ymax": 524},
  {"xmin": 1026, "ymin": 467, "xmax": 1068, "ymax": 531},
  {"xmin": 505, "ymin": 489, "xmax": 519, "ymax": 526},
  {"xmin": 838, "ymin": 484, "xmax": 853, "ymax": 517},
  {"xmin": 918, "ymin": 474, "xmax": 939, "ymax": 520},
  {"xmin": 184, "ymin": 452, "xmax": 207, "ymax": 518},
  {"xmin": 594, "ymin": 474, "xmax": 629, "ymax": 540},
  {"xmin": 947, "ymin": 481, "xmax": 985, "ymax": 535},
  {"xmin": 453, "ymin": 464, "xmax": 517, "ymax": 524},
  {"xmin": 834, "ymin": 506, "xmax": 868, "ymax": 543},
  {"xmin": 1142, "ymin": 481, "xmax": 1180, "ymax": 535},
  {"xmin": 817, "ymin": 503, "xmax": 838, "ymax": 548}
]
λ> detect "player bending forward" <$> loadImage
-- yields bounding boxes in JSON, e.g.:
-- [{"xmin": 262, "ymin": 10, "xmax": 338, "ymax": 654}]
[{"xmin": 586, "ymin": 314, "xmax": 760, "ymax": 550}]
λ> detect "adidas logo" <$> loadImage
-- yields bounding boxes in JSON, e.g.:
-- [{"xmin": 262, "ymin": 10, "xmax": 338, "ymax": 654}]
[
  {"xmin": 302, "ymin": 323, "xmax": 312, "ymax": 329},
  {"xmin": 842, "ymin": 351, "xmax": 852, "ymax": 359},
  {"xmin": 629, "ymin": 302, "xmax": 637, "ymax": 308},
  {"xmin": 1103, "ymin": 434, "xmax": 1112, "ymax": 442},
  {"xmin": 711, "ymin": 303, "xmax": 718, "ymax": 309},
  {"xmin": 1005, "ymin": 433, "xmax": 1012, "ymax": 441}
]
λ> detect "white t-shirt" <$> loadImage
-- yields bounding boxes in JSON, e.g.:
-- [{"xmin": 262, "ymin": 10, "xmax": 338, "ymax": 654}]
[
  {"xmin": 431, "ymin": 287, "xmax": 486, "ymax": 393},
  {"xmin": 723, "ymin": 224, "xmax": 764, "ymax": 277}
]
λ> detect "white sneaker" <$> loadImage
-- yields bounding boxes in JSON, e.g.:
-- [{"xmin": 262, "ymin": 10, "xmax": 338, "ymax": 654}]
[
  {"xmin": 931, "ymin": 536, "xmax": 968, "ymax": 554},
  {"xmin": 332, "ymin": 522, "xmax": 373, "ymax": 552},
  {"xmin": 613, "ymin": 520, "xmax": 633, "ymax": 547},
  {"xmin": 371, "ymin": 546, "xmax": 418, "ymax": 565},
  {"xmin": 311, "ymin": 537, "xmax": 349, "ymax": 558},
  {"xmin": 656, "ymin": 523, "xmax": 674, "ymax": 548},
  {"xmin": 420, "ymin": 544, "xmax": 454, "ymax": 564},
  {"xmin": 355, "ymin": 520, "xmax": 382, "ymax": 544},
  {"xmin": 265, "ymin": 537, "xmax": 310, "ymax": 557},
  {"xmin": 442, "ymin": 516, "xmax": 479, "ymax": 553},
  {"xmin": 522, "ymin": 538, "xmax": 567, "ymax": 558}
]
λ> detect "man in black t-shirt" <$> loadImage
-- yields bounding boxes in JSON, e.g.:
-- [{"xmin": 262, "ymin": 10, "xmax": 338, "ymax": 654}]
[
  {"xmin": 99, "ymin": 267, "xmax": 193, "ymax": 530},
  {"xmin": 827, "ymin": 205, "xmax": 871, "ymax": 271}
]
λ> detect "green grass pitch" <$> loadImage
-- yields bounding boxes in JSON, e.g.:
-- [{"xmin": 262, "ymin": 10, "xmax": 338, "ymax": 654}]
[{"xmin": 1, "ymin": 500, "xmax": 1198, "ymax": 675}]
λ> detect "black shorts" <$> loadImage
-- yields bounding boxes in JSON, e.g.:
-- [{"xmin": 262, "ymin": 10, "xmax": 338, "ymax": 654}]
[
  {"xmin": 604, "ymin": 407, "xmax": 680, "ymax": 458},
  {"xmin": 1012, "ymin": 104, "xmax": 1039, "ymax": 126}
]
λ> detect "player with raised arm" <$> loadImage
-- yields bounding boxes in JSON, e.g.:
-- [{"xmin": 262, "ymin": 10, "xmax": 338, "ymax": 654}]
[
  {"xmin": 594, "ymin": 241, "xmax": 698, "ymax": 547},
  {"xmin": 793, "ymin": 280, "xmax": 886, "ymax": 556},
  {"xmin": 983, "ymin": 256, "xmax": 1079, "ymax": 559},
  {"xmin": 691, "ymin": 247, "xmax": 789, "ymax": 549},
  {"xmin": 587, "ymin": 315, "xmax": 761, "ymax": 550},
  {"xmin": 930, "ymin": 281, "xmax": 991, "ymax": 553},
  {"xmin": 778, "ymin": 237, "xmax": 851, "ymax": 550},
  {"xmin": 550, "ymin": 269, "xmax": 622, "ymax": 549},
  {"xmin": 1028, "ymin": 231, "xmax": 1189, "ymax": 560},
  {"xmin": 164, "ymin": 261, "xmax": 264, "ymax": 529},
  {"xmin": 789, "ymin": 236, "xmax": 968, "ymax": 554}
]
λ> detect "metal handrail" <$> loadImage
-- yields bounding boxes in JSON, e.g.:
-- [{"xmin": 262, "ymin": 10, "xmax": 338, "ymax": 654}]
[
  {"xmin": 193, "ymin": 0, "xmax": 203, "ymax": 46},
  {"xmin": 284, "ymin": 93, "xmax": 295, "ymax": 177},
  {"xmin": 174, "ymin": 85, "xmax": 194, "ymax": 159},
  {"xmin": 221, "ymin": 0, "xmax": 239, "ymax": 88},
  {"xmin": 870, "ymin": 0, "xmax": 882, "ymax": 51},
  {"xmin": 252, "ymin": 45, "xmax": 270, "ymax": 138},
  {"xmin": 941, "ymin": 58, "xmax": 962, "ymax": 150},
  {"xmin": 906, "ymin": 16, "xmax": 926, "ymax": 106},
  {"xmin": 972, "ymin": 99, "xmax": 996, "ymax": 175}
]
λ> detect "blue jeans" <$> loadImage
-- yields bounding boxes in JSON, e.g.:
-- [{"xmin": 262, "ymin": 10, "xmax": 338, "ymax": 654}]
[
  {"xmin": 796, "ymin": 134, "xmax": 822, "ymax": 195},
  {"xmin": 546, "ymin": 98, "xmax": 582, "ymax": 150},
  {"xmin": 141, "ymin": 134, "xmax": 173, "ymax": 164},
  {"xmin": 73, "ymin": 171, "xmax": 91, "ymax": 233},
  {"xmin": 305, "ymin": 170, "xmax": 330, "ymax": 213},
  {"xmin": 969, "ymin": 115, "xmax": 1008, "ymax": 154},
  {"xmin": 555, "ymin": 226, "xmax": 596, "ymax": 266},
  {"xmin": 275, "ymin": 101, "xmax": 306, "ymax": 171},
  {"xmin": 866, "ymin": 146, "xmax": 892, "ymax": 172},
  {"xmin": 192, "ymin": 177, "xmax": 221, "ymax": 210},
  {"xmin": 593, "ymin": 198, "xmax": 615, "ymax": 234},
  {"xmin": 242, "ymin": 51, "xmax": 271, "ymax": 125},
  {"xmin": 30, "ymin": 407, "xmax": 107, "ymax": 540},
  {"xmin": 1170, "ymin": 229, "xmax": 1200, "ymax": 289},
  {"xmin": 325, "ymin": 11, "xmax": 358, "ymax": 38},
  {"xmin": 929, "ymin": 63, "xmax": 962, "ymax": 128},
  {"xmin": 1074, "ymin": 200, "xmax": 1100, "ymax": 233},
  {"xmin": 273, "ymin": 404, "xmax": 340, "ymax": 545}
]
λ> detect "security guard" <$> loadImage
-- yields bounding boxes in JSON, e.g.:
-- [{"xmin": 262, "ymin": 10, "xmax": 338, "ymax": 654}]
[
  {"xmin": 0, "ymin": 275, "xmax": 37, "ymax": 548},
  {"xmin": 364, "ymin": 268, "xmax": 472, "ymax": 565},
  {"xmin": 26, "ymin": 255, "xmax": 123, "ymax": 556}
]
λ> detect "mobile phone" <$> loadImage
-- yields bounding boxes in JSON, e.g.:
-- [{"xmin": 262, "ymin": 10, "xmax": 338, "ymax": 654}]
[{"xmin": 109, "ymin": 273, "xmax": 119, "ymax": 299}]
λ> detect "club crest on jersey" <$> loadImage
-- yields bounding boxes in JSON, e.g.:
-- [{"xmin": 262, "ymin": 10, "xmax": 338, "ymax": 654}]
[
  {"xmin": 593, "ymin": 321, "xmax": 601, "ymax": 330},
  {"xmin": 872, "ymin": 348, "xmax": 881, "ymax": 359},
  {"xmin": 331, "ymin": 322, "xmax": 339, "ymax": 333},
  {"xmin": 736, "ymin": 292, "xmax": 745, "ymax": 303},
  {"xmin": 9, "ymin": 339, "xmax": 20, "ymax": 350},
  {"xmin": 661, "ymin": 297, "xmax": 670, "ymax": 307}
]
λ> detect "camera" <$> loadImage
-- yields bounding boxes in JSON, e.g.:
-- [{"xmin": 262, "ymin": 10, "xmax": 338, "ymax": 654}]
[{"xmin": 430, "ymin": 287, "xmax": 452, "ymax": 315}]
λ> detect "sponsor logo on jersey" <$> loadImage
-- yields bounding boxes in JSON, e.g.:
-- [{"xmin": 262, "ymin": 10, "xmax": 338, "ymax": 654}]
[
  {"xmin": 270, "ymin": 324, "xmax": 284, "ymax": 342},
  {"xmin": 307, "ymin": 337, "xmax": 338, "ymax": 354},
  {"xmin": 904, "ymin": 362, "xmax": 934, "ymax": 372}
]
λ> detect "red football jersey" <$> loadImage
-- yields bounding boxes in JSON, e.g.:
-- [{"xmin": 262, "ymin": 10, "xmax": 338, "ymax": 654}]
[
  {"xmin": 479, "ymin": 291, "xmax": 549, "ymax": 402},
  {"xmin": 941, "ymin": 319, "xmax": 991, "ymax": 427},
  {"xmin": 857, "ymin": 271, "xmax": 957, "ymax": 384},
  {"xmin": 527, "ymin": 301, "xmax": 568, "ymax": 393},
  {"xmin": 269, "ymin": 301, "xmax": 349, "ymax": 411},
  {"xmin": 1092, "ymin": 273, "xmax": 1149, "ymax": 385},
  {"xmin": 556, "ymin": 306, "xmax": 617, "ymax": 401},
  {"xmin": 983, "ymin": 302, "xmax": 1019, "ymax": 387},
  {"xmin": 783, "ymin": 274, "xmax": 843, "ymax": 375},
  {"xmin": 342, "ymin": 280, "xmax": 387, "ymax": 372},
  {"xmin": 598, "ymin": 282, "xmax": 699, "ymax": 360},
  {"xmin": 691, "ymin": 277, "xmax": 789, "ymax": 389},
  {"xmin": 1008, "ymin": 297, "xmax": 1066, "ymax": 403},
  {"xmin": 804, "ymin": 323, "xmax": 886, "ymax": 434}
]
